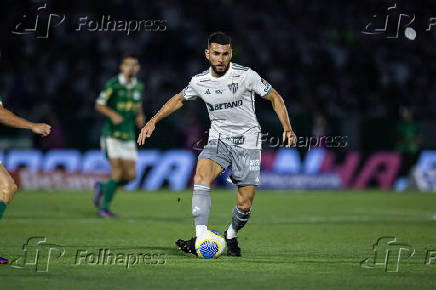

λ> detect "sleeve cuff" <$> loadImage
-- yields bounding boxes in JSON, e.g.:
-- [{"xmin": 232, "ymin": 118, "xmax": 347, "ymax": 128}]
[
  {"xmin": 260, "ymin": 86, "xmax": 273, "ymax": 98},
  {"xmin": 96, "ymin": 99, "xmax": 106, "ymax": 105},
  {"xmin": 181, "ymin": 88, "xmax": 189, "ymax": 100}
]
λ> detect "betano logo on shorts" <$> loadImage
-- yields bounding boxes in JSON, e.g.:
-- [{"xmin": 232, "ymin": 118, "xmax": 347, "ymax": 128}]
[{"xmin": 206, "ymin": 100, "xmax": 243, "ymax": 112}]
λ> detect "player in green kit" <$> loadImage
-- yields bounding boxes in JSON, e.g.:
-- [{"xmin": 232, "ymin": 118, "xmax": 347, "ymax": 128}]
[
  {"xmin": 0, "ymin": 96, "xmax": 51, "ymax": 220},
  {"xmin": 94, "ymin": 53, "xmax": 145, "ymax": 218}
]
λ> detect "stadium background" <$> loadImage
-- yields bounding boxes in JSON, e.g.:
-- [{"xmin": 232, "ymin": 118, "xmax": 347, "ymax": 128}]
[
  {"xmin": 2, "ymin": 1, "xmax": 436, "ymax": 290},
  {"xmin": 0, "ymin": 0, "xmax": 435, "ymax": 191}
]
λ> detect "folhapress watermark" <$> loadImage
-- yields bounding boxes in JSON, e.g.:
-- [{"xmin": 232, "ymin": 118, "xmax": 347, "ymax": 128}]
[
  {"xmin": 11, "ymin": 3, "xmax": 65, "ymax": 39},
  {"xmin": 5, "ymin": 236, "xmax": 166, "ymax": 273},
  {"xmin": 191, "ymin": 131, "xmax": 348, "ymax": 151},
  {"xmin": 75, "ymin": 249, "xmax": 165, "ymax": 269},
  {"xmin": 360, "ymin": 236, "xmax": 415, "ymax": 272},
  {"xmin": 361, "ymin": 236, "xmax": 436, "ymax": 272},
  {"xmin": 258, "ymin": 133, "xmax": 348, "ymax": 150},
  {"xmin": 75, "ymin": 16, "xmax": 167, "ymax": 35},
  {"xmin": 362, "ymin": 3, "xmax": 436, "ymax": 40},
  {"xmin": 9, "ymin": 236, "xmax": 65, "ymax": 272},
  {"xmin": 11, "ymin": 1, "xmax": 167, "ymax": 39}
]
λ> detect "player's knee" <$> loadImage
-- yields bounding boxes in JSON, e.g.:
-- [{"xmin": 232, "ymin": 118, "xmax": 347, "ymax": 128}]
[
  {"xmin": 111, "ymin": 169, "xmax": 123, "ymax": 181},
  {"xmin": 0, "ymin": 185, "xmax": 6, "ymax": 201},
  {"xmin": 193, "ymin": 173, "xmax": 211, "ymax": 186},
  {"xmin": 126, "ymin": 171, "xmax": 136, "ymax": 182},
  {"xmin": 1, "ymin": 180, "xmax": 17, "ymax": 203},
  {"xmin": 11, "ymin": 182, "xmax": 17, "ymax": 194}
]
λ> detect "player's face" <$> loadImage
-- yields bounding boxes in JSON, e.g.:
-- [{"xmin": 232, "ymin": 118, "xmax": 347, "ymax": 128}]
[
  {"xmin": 205, "ymin": 43, "xmax": 232, "ymax": 76},
  {"xmin": 120, "ymin": 57, "xmax": 140, "ymax": 78}
]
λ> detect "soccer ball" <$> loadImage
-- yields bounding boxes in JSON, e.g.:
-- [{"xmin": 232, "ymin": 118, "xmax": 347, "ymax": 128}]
[{"xmin": 195, "ymin": 230, "xmax": 226, "ymax": 259}]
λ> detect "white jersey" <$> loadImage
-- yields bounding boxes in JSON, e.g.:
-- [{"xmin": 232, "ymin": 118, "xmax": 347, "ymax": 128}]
[{"xmin": 181, "ymin": 63, "xmax": 272, "ymax": 149}]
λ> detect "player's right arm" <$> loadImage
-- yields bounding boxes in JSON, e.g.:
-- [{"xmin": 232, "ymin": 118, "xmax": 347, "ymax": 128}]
[
  {"xmin": 138, "ymin": 76, "xmax": 200, "ymax": 145},
  {"xmin": 0, "ymin": 105, "xmax": 51, "ymax": 136},
  {"xmin": 95, "ymin": 80, "xmax": 123, "ymax": 124},
  {"xmin": 137, "ymin": 93, "xmax": 185, "ymax": 145},
  {"xmin": 95, "ymin": 103, "xmax": 123, "ymax": 124}
]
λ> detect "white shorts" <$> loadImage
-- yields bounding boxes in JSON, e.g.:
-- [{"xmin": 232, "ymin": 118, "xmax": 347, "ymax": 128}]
[{"xmin": 100, "ymin": 137, "xmax": 137, "ymax": 161}]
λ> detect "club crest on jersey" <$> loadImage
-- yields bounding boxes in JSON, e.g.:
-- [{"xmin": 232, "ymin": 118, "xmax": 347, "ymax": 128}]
[{"xmin": 227, "ymin": 83, "xmax": 239, "ymax": 94}]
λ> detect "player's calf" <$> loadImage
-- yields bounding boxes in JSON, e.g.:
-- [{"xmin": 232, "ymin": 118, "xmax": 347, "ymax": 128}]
[
  {"xmin": 193, "ymin": 172, "xmax": 212, "ymax": 186},
  {"xmin": 229, "ymin": 185, "xmax": 255, "ymax": 234},
  {"xmin": 122, "ymin": 160, "xmax": 136, "ymax": 182},
  {"xmin": 0, "ymin": 179, "xmax": 17, "ymax": 219},
  {"xmin": 236, "ymin": 199, "xmax": 252, "ymax": 213},
  {"xmin": 231, "ymin": 206, "xmax": 252, "ymax": 231},
  {"xmin": 0, "ymin": 181, "xmax": 17, "ymax": 204}
]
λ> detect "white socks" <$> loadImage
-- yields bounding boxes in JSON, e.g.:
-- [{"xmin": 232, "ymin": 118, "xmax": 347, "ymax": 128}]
[
  {"xmin": 196, "ymin": 225, "xmax": 208, "ymax": 237},
  {"xmin": 196, "ymin": 223, "xmax": 238, "ymax": 238},
  {"xmin": 226, "ymin": 224, "xmax": 238, "ymax": 239}
]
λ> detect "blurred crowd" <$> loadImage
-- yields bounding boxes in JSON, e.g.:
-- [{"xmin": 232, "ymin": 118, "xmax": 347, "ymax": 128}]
[{"xmin": 0, "ymin": 0, "xmax": 435, "ymax": 149}]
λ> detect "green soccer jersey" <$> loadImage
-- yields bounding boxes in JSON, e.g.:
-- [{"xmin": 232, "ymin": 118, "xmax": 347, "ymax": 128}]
[
  {"xmin": 97, "ymin": 74, "xmax": 144, "ymax": 141},
  {"xmin": 396, "ymin": 120, "xmax": 420, "ymax": 154}
]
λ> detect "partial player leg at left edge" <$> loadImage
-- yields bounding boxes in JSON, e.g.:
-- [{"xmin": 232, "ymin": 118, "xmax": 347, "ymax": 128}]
[
  {"xmin": 0, "ymin": 162, "xmax": 18, "ymax": 265},
  {"xmin": 0, "ymin": 162, "xmax": 17, "ymax": 220}
]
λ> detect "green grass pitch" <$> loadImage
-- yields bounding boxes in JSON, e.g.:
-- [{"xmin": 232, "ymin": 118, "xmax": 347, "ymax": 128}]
[{"xmin": 1, "ymin": 189, "xmax": 436, "ymax": 290}]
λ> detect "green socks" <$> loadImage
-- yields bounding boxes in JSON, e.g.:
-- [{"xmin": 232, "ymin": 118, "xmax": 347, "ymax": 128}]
[
  {"xmin": 0, "ymin": 201, "xmax": 7, "ymax": 219},
  {"xmin": 100, "ymin": 179, "xmax": 118, "ymax": 211},
  {"xmin": 100, "ymin": 179, "xmax": 129, "ymax": 211}
]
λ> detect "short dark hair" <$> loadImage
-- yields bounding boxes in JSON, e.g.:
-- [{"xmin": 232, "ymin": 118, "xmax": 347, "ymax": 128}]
[
  {"xmin": 208, "ymin": 32, "xmax": 231, "ymax": 47},
  {"xmin": 122, "ymin": 52, "xmax": 139, "ymax": 62}
]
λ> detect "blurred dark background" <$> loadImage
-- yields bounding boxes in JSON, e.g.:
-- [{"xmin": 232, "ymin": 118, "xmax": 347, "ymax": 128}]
[{"xmin": 0, "ymin": 0, "xmax": 435, "ymax": 153}]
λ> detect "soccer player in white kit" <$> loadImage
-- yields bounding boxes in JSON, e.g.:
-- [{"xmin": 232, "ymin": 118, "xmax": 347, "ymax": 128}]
[{"xmin": 137, "ymin": 32, "xmax": 296, "ymax": 257}]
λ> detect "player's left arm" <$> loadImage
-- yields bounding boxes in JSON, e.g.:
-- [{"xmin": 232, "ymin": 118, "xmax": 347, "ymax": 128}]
[
  {"xmin": 135, "ymin": 105, "xmax": 145, "ymax": 128},
  {"xmin": 0, "ymin": 105, "xmax": 51, "ymax": 136},
  {"xmin": 134, "ymin": 84, "xmax": 146, "ymax": 128},
  {"xmin": 265, "ymin": 88, "xmax": 297, "ymax": 147}
]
